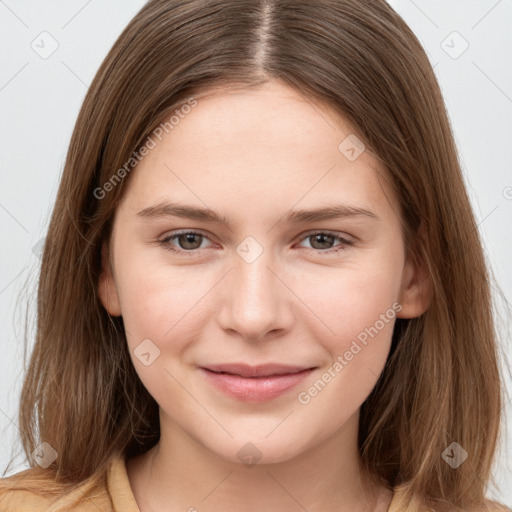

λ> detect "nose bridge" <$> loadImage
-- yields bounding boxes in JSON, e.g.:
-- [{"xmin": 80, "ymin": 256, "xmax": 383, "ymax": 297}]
[
  {"xmin": 236, "ymin": 253, "xmax": 276, "ymax": 306},
  {"xmin": 218, "ymin": 236, "xmax": 290, "ymax": 340}
]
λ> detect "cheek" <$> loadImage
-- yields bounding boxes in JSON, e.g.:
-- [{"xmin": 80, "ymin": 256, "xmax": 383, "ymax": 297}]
[
  {"xmin": 115, "ymin": 252, "xmax": 215, "ymax": 351},
  {"xmin": 294, "ymin": 272, "xmax": 400, "ymax": 416},
  {"xmin": 116, "ymin": 259, "xmax": 215, "ymax": 403},
  {"xmin": 296, "ymin": 255, "xmax": 403, "ymax": 343},
  {"xmin": 290, "ymin": 257, "xmax": 402, "ymax": 411}
]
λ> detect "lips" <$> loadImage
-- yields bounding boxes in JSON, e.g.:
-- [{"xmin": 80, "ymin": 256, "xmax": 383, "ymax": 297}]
[
  {"xmin": 201, "ymin": 363, "xmax": 314, "ymax": 378},
  {"xmin": 199, "ymin": 363, "xmax": 317, "ymax": 402}
]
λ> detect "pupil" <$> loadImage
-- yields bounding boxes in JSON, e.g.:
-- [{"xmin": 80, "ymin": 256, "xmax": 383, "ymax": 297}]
[
  {"xmin": 313, "ymin": 234, "xmax": 333, "ymax": 249},
  {"xmin": 180, "ymin": 233, "xmax": 201, "ymax": 249}
]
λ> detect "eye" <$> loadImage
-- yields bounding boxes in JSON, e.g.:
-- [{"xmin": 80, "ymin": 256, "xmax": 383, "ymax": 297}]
[
  {"xmin": 157, "ymin": 230, "xmax": 354, "ymax": 257},
  {"xmin": 296, "ymin": 231, "xmax": 354, "ymax": 255},
  {"xmin": 158, "ymin": 230, "xmax": 212, "ymax": 256}
]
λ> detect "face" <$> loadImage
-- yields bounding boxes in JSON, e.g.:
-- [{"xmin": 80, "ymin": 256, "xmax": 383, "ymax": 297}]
[{"xmin": 99, "ymin": 80, "xmax": 428, "ymax": 465}]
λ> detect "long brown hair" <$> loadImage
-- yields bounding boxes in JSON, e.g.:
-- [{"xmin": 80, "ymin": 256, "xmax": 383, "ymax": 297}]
[{"xmin": 1, "ymin": 0, "xmax": 509, "ymax": 510}]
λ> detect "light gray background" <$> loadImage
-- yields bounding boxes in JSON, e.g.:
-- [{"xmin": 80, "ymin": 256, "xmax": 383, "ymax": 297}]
[{"xmin": 1, "ymin": 0, "xmax": 511, "ymax": 505}]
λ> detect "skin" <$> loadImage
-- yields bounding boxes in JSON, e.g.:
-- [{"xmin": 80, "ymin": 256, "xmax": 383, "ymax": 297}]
[{"xmin": 98, "ymin": 79, "xmax": 430, "ymax": 512}]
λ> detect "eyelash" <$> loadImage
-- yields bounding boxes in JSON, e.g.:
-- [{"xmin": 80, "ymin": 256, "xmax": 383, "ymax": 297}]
[{"xmin": 157, "ymin": 230, "xmax": 354, "ymax": 257}]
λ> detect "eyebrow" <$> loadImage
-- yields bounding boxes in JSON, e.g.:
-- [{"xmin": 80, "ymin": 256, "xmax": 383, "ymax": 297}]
[{"xmin": 136, "ymin": 201, "xmax": 379, "ymax": 225}]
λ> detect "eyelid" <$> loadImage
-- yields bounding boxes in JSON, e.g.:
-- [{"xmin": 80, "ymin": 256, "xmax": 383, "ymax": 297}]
[
  {"xmin": 297, "ymin": 228, "xmax": 354, "ymax": 243},
  {"xmin": 159, "ymin": 228, "xmax": 217, "ymax": 248}
]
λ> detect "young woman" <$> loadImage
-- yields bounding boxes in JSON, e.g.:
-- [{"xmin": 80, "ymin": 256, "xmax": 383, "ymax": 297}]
[{"xmin": 0, "ymin": 0, "xmax": 509, "ymax": 511}]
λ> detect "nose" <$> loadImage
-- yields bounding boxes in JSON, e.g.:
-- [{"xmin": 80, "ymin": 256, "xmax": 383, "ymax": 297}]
[{"xmin": 216, "ymin": 247, "xmax": 295, "ymax": 343}]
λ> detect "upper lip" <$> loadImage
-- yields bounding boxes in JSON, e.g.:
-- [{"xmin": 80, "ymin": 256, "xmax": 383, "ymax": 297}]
[{"xmin": 201, "ymin": 363, "xmax": 315, "ymax": 378}]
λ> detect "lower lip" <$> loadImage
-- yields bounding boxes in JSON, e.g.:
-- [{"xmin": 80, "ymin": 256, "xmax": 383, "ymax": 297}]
[{"xmin": 200, "ymin": 368, "xmax": 315, "ymax": 402}]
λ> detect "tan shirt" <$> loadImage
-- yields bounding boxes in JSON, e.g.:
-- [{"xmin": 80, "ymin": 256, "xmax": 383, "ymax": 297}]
[{"xmin": 0, "ymin": 454, "xmax": 403, "ymax": 511}]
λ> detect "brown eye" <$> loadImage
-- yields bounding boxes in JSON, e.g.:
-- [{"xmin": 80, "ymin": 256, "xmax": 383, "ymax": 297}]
[
  {"xmin": 175, "ymin": 233, "xmax": 203, "ymax": 250},
  {"xmin": 308, "ymin": 233, "xmax": 336, "ymax": 250},
  {"xmin": 158, "ymin": 230, "xmax": 212, "ymax": 256},
  {"xmin": 297, "ymin": 231, "xmax": 354, "ymax": 255}
]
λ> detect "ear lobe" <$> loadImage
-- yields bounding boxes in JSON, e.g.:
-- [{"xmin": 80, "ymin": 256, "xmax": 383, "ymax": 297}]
[
  {"xmin": 396, "ymin": 234, "xmax": 432, "ymax": 319},
  {"xmin": 98, "ymin": 241, "xmax": 122, "ymax": 317}
]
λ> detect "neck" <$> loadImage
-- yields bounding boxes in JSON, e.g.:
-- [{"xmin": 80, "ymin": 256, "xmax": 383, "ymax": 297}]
[{"xmin": 126, "ymin": 410, "xmax": 392, "ymax": 512}]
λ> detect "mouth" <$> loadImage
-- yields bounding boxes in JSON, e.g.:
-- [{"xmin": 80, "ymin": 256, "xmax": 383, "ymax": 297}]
[
  {"xmin": 201, "ymin": 363, "xmax": 315, "ymax": 378},
  {"xmin": 199, "ymin": 363, "xmax": 317, "ymax": 402}
]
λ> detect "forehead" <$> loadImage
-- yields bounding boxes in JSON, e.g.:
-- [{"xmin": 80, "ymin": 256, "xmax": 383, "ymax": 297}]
[{"xmin": 118, "ymin": 81, "xmax": 398, "ymax": 224}]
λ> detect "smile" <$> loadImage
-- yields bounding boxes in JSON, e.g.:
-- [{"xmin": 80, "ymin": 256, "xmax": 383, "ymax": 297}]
[{"xmin": 199, "ymin": 367, "xmax": 315, "ymax": 402}]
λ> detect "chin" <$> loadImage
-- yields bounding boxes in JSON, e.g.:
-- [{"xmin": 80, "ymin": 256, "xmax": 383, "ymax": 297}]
[{"xmin": 207, "ymin": 435, "xmax": 307, "ymax": 467}]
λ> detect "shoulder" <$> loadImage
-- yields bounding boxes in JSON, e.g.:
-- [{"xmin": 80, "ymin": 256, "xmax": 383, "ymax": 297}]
[
  {"xmin": 0, "ymin": 466, "xmax": 113, "ymax": 512},
  {"xmin": 0, "ymin": 467, "xmax": 56, "ymax": 511}
]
